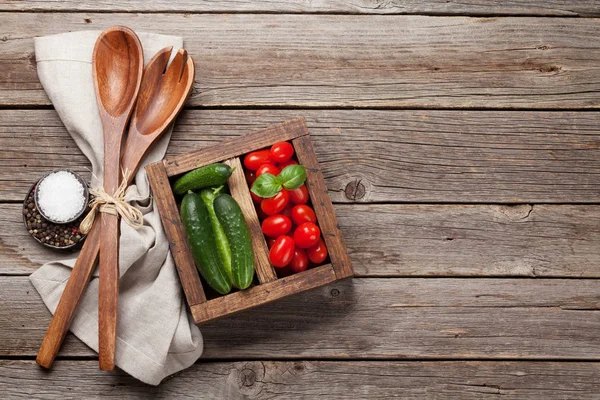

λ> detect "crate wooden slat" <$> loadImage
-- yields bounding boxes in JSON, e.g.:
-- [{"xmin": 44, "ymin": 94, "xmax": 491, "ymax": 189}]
[
  {"xmin": 147, "ymin": 118, "xmax": 353, "ymax": 324},
  {"xmin": 293, "ymin": 135, "xmax": 354, "ymax": 279},
  {"xmin": 191, "ymin": 264, "xmax": 337, "ymax": 324},
  {"xmin": 145, "ymin": 162, "xmax": 207, "ymax": 306},
  {"xmin": 164, "ymin": 118, "xmax": 309, "ymax": 176},
  {"xmin": 223, "ymin": 157, "xmax": 277, "ymax": 284}
]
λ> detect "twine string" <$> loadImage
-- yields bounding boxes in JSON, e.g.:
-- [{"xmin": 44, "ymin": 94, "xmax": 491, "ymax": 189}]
[{"xmin": 79, "ymin": 169, "xmax": 143, "ymax": 234}]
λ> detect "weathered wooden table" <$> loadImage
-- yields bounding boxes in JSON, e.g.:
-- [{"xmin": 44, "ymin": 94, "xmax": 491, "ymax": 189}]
[{"xmin": 1, "ymin": 1, "xmax": 599, "ymax": 398}]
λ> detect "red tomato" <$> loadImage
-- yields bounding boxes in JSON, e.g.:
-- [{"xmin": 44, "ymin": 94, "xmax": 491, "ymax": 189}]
[
  {"xmin": 261, "ymin": 189, "xmax": 289, "ymax": 215},
  {"xmin": 289, "ymin": 248, "xmax": 309, "ymax": 273},
  {"xmin": 288, "ymin": 185, "xmax": 309, "ymax": 205},
  {"xmin": 269, "ymin": 235, "xmax": 295, "ymax": 268},
  {"xmin": 307, "ymin": 238, "xmax": 328, "ymax": 264},
  {"xmin": 294, "ymin": 222, "xmax": 321, "ymax": 248},
  {"xmin": 291, "ymin": 205, "xmax": 317, "ymax": 225},
  {"xmin": 266, "ymin": 237, "xmax": 276, "ymax": 248},
  {"xmin": 261, "ymin": 214, "xmax": 292, "ymax": 238},
  {"xmin": 270, "ymin": 142, "xmax": 294, "ymax": 163},
  {"xmin": 256, "ymin": 163, "xmax": 280, "ymax": 178},
  {"xmin": 244, "ymin": 169, "xmax": 256, "ymax": 185},
  {"xmin": 244, "ymin": 150, "xmax": 271, "ymax": 170},
  {"xmin": 278, "ymin": 159, "xmax": 298, "ymax": 169},
  {"xmin": 251, "ymin": 191, "xmax": 263, "ymax": 205}
]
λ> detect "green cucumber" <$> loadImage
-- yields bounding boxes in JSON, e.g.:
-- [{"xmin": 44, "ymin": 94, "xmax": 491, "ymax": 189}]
[
  {"xmin": 173, "ymin": 163, "xmax": 233, "ymax": 195},
  {"xmin": 200, "ymin": 187, "xmax": 232, "ymax": 282},
  {"xmin": 214, "ymin": 193, "xmax": 255, "ymax": 289},
  {"xmin": 180, "ymin": 191, "xmax": 231, "ymax": 295}
]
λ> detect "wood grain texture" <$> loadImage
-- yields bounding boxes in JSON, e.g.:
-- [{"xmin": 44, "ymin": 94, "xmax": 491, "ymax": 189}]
[
  {"xmin": 2, "ymin": 14, "xmax": 600, "ymax": 108},
  {"xmin": 2, "ymin": 0, "xmax": 599, "ymax": 16},
  {"xmin": 4, "ymin": 204, "xmax": 600, "ymax": 278},
  {"xmin": 293, "ymin": 134, "xmax": 353, "ymax": 279},
  {"xmin": 3, "ymin": 277, "xmax": 599, "ymax": 358},
  {"xmin": 2, "ymin": 109, "xmax": 599, "ymax": 203},
  {"xmin": 146, "ymin": 162, "xmax": 207, "ymax": 306},
  {"xmin": 1, "ymin": 360, "xmax": 599, "ymax": 399},
  {"xmin": 192, "ymin": 264, "xmax": 338, "ymax": 324},
  {"xmin": 224, "ymin": 157, "xmax": 277, "ymax": 284}
]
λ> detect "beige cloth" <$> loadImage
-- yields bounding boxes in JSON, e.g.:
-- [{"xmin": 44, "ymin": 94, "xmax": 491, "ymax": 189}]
[{"xmin": 30, "ymin": 31, "xmax": 203, "ymax": 385}]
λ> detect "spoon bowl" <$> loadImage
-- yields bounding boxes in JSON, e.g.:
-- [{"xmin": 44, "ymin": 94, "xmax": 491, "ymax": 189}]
[{"xmin": 93, "ymin": 28, "xmax": 144, "ymax": 117}]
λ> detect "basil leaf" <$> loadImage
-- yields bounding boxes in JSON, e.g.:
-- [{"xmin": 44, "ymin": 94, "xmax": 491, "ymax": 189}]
[
  {"xmin": 251, "ymin": 173, "xmax": 282, "ymax": 198},
  {"xmin": 278, "ymin": 165, "xmax": 307, "ymax": 190}
]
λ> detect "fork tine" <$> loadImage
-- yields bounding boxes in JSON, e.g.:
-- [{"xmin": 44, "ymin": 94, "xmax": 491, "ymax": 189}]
[
  {"xmin": 164, "ymin": 48, "xmax": 187, "ymax": 83},
  {"xmin": 182, "ymin": 54, "xmax": 195, "ymax": 83},
  {"xmin": 145, "ymin": 46, "xmax": 173, "ymax": 77}
]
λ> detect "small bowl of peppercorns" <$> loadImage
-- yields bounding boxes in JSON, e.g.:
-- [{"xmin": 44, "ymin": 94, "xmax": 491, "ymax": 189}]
[{"xmin": 23, "ymin": 179, "xmax": 89, "ymax": 250}]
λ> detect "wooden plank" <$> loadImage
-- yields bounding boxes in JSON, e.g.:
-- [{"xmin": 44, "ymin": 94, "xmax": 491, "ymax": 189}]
[
  {"xmin": 4, "ymin": 204, "xmax": 600, "ymax": 278},
  {"xmin": 293, "ymin": 134, "xmax": 353, "ymax": 279},
  {"xmin": 2, "ymin": 109, "xmax": 599, "ymax": 203},
  {"xmin": 2, "ymin": 14, "xmax": 600, "ymax": 108},
  {"xmin": 1, "ymin": 360, "xmax": 599, "ymax": 399},
  {"xmin": 146, "ymin": 162, "xmax": 206, "ymax": 306},
  {"xmin": 3, "ymin": 276, "xmax": 599, "ymax": 358},
  {"xmin": 191, "ymin": 264, "xmax": 337, "ymax": 324},
  {"xmin": 224, "ymin": 157, "xmax": 277, "ymax": 284},
  {"xmin": 2, "ymin": 1, "xmax": 599, "ymax": 16},
  {"xmin": 8, "ymin": 202, "xmax": 600, "ymax": 278}
]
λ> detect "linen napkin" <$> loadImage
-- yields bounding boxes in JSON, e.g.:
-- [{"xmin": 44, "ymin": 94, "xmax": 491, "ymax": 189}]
[{"xmin": 29, "ymin": 30, "xmax": 203, "ymax": 385}]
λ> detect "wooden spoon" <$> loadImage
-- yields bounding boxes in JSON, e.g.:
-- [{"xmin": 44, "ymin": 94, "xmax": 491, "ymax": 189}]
[
  {"xmin": 35, "ymin": 45, "xmax": 195, "ymax": 370},
  {"xmin": 92, "ymin": 27, "xmax": 144, "ymax": 371}
]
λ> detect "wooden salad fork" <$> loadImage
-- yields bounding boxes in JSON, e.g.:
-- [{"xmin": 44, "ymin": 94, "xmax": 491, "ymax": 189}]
[
  {"xmin": 36, "ymin": 42, "xmax": 195, "ymax": 370},
  {"xmin": 98, "ymin": 46, "xmax": 195, "ymax": 370}
]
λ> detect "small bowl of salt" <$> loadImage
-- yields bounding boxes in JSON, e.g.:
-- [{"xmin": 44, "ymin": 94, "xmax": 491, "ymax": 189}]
[{"xmin": 35, "ymin": 170, "xmax": 89, "ymax": 224}]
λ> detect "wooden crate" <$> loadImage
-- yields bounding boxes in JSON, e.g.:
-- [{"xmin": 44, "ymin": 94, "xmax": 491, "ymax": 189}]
[{"xmin": 146, "ymin": 118, "xmax": 353, "ymax": 324}]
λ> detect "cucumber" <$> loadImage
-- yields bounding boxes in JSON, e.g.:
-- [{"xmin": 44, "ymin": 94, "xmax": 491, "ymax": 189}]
[
  {"xmin": 173, "ymin": 163, "xmax": 233, "ymax": 195},
  {"xmin": 214, "ymin": 194, "xmax": 255, "ymax": 289},
  {"xmin": 200, "ymin": 187, "xmax": 232, "ymax": 282},
  {"xmin": 180, "ymin": 192, "xmax": 231, "ymax": 295}
]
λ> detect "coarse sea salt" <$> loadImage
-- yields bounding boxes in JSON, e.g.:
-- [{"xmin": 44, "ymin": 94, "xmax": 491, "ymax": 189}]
[{"xmin": 37, "ymin": 171, "xmax": 86, "ymax": 223}]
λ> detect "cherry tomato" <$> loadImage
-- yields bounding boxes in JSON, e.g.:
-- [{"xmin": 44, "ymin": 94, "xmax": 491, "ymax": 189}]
[
  {"xmin": 269, "ymin": 235, "xmax": 295, "ymax": 268},
  {"xmin": 278, "ymin": 159, "xmax": 298, "ymax": 169},
  {"xmin": 270, "ymin": 142, "xmax": 294, "ymax": 163},
  {"xmin": 261, "ymin": 189, "xmax": 289, "ymax": 215},
  {"xmin": 289, "ymin": 248, "xmax": 309, "ymax": 273},
  {"xmin": 244, "ymin": 150, "xmax": 271, "ymax": 170},
  {"xmin": 262, "ymin": 214, "xmax": 292, "ymax": 238},
  {"xmin": 291, "ymin": 205, "xmax": 317, "ymax": 225},
  {"xmin": 256, "ymin": 163, "xmax": 280, "ymax": 178},
  {"xmin": 251, "ymin": 191, "xmax": 263, "ymax": 205},
  {"xmin": 307, "ymin": 238, "xmax": 328, "ymax": 264},
  {"xmin": 266, "ymin": 237, "xmax": 276, "ymax": 248},
  {"xmin": 294, "ymin": 222, "xmax": 320, "ymax": 248},
  {"xmin": 288, "ymin": 185, "xmax": 309, "ymax": 205}
]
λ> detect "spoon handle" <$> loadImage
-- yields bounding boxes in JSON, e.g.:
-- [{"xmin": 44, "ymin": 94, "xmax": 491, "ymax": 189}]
[
  {"xmin": 98, "ymin": 213, "xmax": 119, "ymax": 370},
  {"xmin": 36, "ymin": 222, "xmax": 102, "ymax": 368}
]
